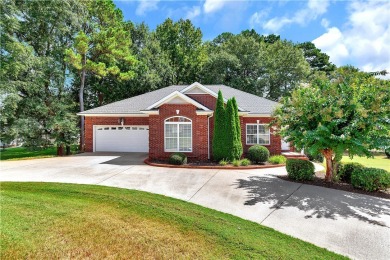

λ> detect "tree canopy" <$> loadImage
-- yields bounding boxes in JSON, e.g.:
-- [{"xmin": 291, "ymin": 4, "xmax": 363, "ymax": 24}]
[
  {"xmin": 2, "ymin": 0, "xmax": 388, "ymax": 158},
  {"xmin": 272, "ymin": 69, "xmax": 390, "ymax": 182}
]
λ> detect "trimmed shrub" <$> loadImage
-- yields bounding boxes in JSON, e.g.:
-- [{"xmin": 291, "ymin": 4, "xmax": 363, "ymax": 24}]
[
  {"xmin": 286, "ymin": 159, "xmax": 315, "ymax": 181},
  {"xmin": 240, "ymin": 158, "xmax": 251, "ymax": 166},
  {"xmin": 247, "ymin": 145, "xmax": 270, "ymax": 164},
  {"xmin": 232, "ymin": 159, "xmax": 241, "ymax": 167},
  {"xmin": 337, "ymin": 162, "xmax": 364, "ymax": 183},
  {"xmin": 385, "ymin": 148, "xmax": 390, "ymax": 159},
  {"xmin": 268, "ymin": 155, "xmax": 287, "ymax": 165},
  {"xmin": 168, "ymin": 153, "xmax": 187, "ymax": 165},
  {"xmin": 304, "ymin": 150, "xmax": 324, "ymax": 163},
  {"xmin": 219, "ymin": 159, "xmax": 228, "ymax": 166},
  {"xmin": 351, "ymin": 167, "xmax": 390, "ymax": 191}
]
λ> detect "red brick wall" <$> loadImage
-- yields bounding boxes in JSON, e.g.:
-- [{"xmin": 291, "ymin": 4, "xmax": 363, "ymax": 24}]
[
  {"xmin": 84, "ymin": 116, "xmax": 149, "ymax": 152},
  {"xmin": 241, "ymin": 117, "xmax": 281, "ymax": 155},
  {"xmin": 186, "ymin": 94, "xmax": 217, "ymax": 110},
  {"xmin": 149, "ymin": 104, "xmax": 209, "ymax": 161}
]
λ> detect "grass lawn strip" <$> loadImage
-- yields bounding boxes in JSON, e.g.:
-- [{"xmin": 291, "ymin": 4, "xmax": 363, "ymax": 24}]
[
  {"xmin": 0, "ymin": 182, "xmax": 345, "ymax": 259},
  {"xmin": 0, "ymin": 146, "xmax": 78, "ymax": 161},
  {"xmin": 340, "ymin": 155, "xmax": 389, "ymax": 172}
]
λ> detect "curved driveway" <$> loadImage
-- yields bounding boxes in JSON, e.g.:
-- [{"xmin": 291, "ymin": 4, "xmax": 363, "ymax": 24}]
[{"xmin": 1, "ymin": 152, "xmax": 389, "ymax": 260}]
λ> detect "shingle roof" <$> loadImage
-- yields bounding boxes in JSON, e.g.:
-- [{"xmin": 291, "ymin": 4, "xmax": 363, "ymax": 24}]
[{"xmin": 79, "ymin": 84, "xmax": 279, "ymax": 115}]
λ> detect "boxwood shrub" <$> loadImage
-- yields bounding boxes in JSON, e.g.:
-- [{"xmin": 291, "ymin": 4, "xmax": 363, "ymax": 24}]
[
  {"xmin": 351, "ymin": 167, "xmax": 390, "ymax": 191},
  {"xmin": 286, "ymin": 159, "xmax": 315, "ymax": 181},
  {"xmin": 247, "ymin": 145, "xmax": 269, "ymax": 164},
  {"xmin": 168, "ymin": 153, "xmax": 187, "ymax": 165},
  {"xmin": 337, "ymin": 162, "xmax": 364, "ymax": 183}
]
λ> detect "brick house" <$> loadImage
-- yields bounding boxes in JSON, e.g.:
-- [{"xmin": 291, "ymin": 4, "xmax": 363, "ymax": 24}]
[{"xmin": 79, "ymin": 82, "xmax": 291, "ymax": 161}]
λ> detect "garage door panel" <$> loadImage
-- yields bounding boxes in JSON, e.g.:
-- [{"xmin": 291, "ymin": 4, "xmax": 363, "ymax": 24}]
[{"xmin": 95, "ymin": 125, "xmax": 149, "ymax": 152}]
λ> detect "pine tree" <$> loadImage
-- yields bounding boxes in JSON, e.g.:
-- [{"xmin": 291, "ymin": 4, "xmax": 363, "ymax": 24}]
[{"xmin": 212, "ymin": 90, "xmax": 226, "ymax": 161}]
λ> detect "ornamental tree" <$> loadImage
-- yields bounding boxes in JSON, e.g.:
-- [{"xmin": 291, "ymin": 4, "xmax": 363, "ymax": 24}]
[
  {"xmin": 272, "ymin": 74, "xmax": 389, "ymax": 182},
  {"xmin": 212, "ymin": 90, "xmax": 226, "ymax": 161},
  {"xmin": 225, "ymin": 99, "xmax": 242, "ymax": 161}
]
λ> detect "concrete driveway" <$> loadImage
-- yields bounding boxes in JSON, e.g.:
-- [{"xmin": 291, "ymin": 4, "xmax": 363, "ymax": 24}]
[{"xmin": 1, "ymin": 153, "xmax": 389, "ymax": 260}]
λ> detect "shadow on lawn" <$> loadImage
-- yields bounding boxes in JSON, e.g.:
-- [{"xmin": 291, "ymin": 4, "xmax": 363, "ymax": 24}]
[{"xmin": 235, "ymin": 176, "xmax": 390, "ymax": 227}]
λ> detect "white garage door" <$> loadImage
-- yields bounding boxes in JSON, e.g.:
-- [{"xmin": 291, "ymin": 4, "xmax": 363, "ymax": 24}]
[{"xmin": 94, "ymin": 125, "xmax": 149, "ymax": 152}]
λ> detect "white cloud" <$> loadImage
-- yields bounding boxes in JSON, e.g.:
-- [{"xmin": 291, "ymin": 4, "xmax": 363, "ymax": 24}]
[
  {"xmin": 261, "ymin": 0, "xmax": 330, "ymax": 32},
  {"xmin": 313, "ymin": 27, "xmax": 349, "ymax": 65},
  {"xmin": 249, "ymin": 9, "xmax": 270, "ymax": 29},
  {"xmin": 320, "ymin": 18, "xmax": 329, "ymax": 28},
  {"xmin": 204, "ymin": 0, "xmax": 226, "ymax": 14},
  {"xmin": 136, "ymin": 0, "xmax": 159, "ymax": 16},
  {"xmin": 313, "ymin": 0, "xmax": 390, "ymax": 73},
  {"xmin": 185, "ymin": 6, "xmax": 201, "ymax": 20}
]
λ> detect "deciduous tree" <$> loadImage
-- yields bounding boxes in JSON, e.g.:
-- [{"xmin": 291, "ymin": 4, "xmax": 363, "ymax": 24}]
[{"xmin": 272, "ymin": 72, "xmax": 390, "ymax": 182}]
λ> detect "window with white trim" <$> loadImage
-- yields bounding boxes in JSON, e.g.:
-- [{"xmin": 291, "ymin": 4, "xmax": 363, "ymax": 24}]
[
  {"xmin": 246, "ymin": 124, "xmax": 270, "ymax": 145},
  {"xmin": 164, "ymin": 116, "xmax": 192, "ymax": 152}
]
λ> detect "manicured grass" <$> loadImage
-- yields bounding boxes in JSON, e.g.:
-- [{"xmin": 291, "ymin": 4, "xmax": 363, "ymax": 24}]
[
  {"xmin": 0, "ymin": 146, "xmax": 77, "ymax": 161},
  {"xmin": 341, "ymin": 154, "xmax": 389, "ymax": 172},
  {"xmin": 0, "ymin": 182, "xmax": 345, "ymax": 259}
]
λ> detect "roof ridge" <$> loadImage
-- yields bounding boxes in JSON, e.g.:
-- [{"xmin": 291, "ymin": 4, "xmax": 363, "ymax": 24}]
[{"xmin": 218, "ymin": 84, "xmax": 279, "ymax": 104}]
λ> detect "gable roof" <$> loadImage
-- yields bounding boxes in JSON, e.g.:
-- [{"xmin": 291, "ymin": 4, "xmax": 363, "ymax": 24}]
[
  {"xmin": 146, "ymin": 90, "xmax": 210, "ymax": 111},
  {"xmin": 78, "ymin": 84, "xmax": 279, "ymax": 116}
]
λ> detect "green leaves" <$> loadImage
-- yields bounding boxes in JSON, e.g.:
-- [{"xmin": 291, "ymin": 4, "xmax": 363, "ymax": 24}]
[
  {"xmin": 272, "ymin": 69, "xmax": 389, "ymax": 181},
  {"xmin": 212, "ymin": 91, "xmax": 242, "ymax": 161}
]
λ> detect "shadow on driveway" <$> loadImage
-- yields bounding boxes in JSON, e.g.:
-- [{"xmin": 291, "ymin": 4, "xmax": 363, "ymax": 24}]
[
  {"xmin": 76, "ymin": 152, "xmax": 148, "ymax": 166},
  {"xmin": 235, "ymin": 176, "xmax": 390, "ymax": 227}
]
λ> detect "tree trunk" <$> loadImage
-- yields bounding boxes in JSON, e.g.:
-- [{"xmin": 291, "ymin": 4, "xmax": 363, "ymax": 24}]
[
  {"xmin": 322, "ymin": 149, "xmax": 334, "ymax": 182},
  {"xmin": 79, "ymin": 55, "xmax": 86, "ymax": 152},
  {"xmin": 66, "ymin": 145, "xmax": 71, "ymax": 155},
  {"xmin": 57, "ymin": 144, "xmax": 64, "ymax": 156}
]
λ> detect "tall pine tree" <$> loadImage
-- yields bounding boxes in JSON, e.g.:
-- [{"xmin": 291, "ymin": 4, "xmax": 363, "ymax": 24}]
[{"xmin": 212, "ymin": 90, "xmax": 226, "ymax": 161}]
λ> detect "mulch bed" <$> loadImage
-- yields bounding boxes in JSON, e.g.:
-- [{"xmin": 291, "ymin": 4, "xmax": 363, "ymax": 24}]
[
  {"xmin": 145, "ymin": 159, "xmax": 285, "ymax": 170},
  {"xmin": 278, "ymin": 171, "xmax": 390, "ymax": 200}
]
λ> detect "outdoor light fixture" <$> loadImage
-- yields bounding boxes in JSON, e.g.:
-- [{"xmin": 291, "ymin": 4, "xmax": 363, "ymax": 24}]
[
  {"xmin": 257, "ymin": 120, "xmax": 260, "ymax": 124},
  {"xmin": 119, "ymin": 117, "xmax": 124, "ymax": 126},
  {"xmin": 176, "ymin": 110, "xmax": 180, "ymax": 115}
]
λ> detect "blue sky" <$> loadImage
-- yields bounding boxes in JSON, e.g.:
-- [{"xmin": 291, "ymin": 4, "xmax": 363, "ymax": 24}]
[{"xmin": 114, "ymin": 0, "xmax": 390, "ymax": 74}]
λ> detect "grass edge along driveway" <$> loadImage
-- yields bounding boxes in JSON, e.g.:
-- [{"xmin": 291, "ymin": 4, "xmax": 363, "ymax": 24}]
[{"xmin": 0, "ymin": 182, "xmax": 346, "ymax": 259}]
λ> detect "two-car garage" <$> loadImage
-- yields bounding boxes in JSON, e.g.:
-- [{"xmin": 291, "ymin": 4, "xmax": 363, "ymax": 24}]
[{"xmin": 94, "ymin": 125, "xmax": 149, "ymax": 152}]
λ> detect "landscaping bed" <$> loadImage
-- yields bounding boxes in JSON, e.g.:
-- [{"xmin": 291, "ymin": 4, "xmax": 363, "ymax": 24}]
[
  {"xmin": 279, "ymin": 171, "xmax": 390, "ymax": 200},
  {"xmin": 145, "ymin": 158, "xmax": 285, "ymax": 170}
]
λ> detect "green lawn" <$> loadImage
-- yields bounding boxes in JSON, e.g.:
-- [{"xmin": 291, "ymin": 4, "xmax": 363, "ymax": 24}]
[
  {"xmin": 0, "ymin": 182, "xmax": 345, "ymax": 259},
  {"xmin": 341, "ymin": 154, "xmax": 389, "ymax": 171},
  {"xmin": 0, "ymin": 146, "xmax": 78, "ymax": 161}
]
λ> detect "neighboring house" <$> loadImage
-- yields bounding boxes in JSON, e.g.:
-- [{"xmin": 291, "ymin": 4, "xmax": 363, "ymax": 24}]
[{"xmin": 78, "ymin": 82, "xmax": 291, "ymax": 161}]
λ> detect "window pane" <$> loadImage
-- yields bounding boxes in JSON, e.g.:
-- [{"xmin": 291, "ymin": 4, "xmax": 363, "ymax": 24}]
[
  {"xmin": 258, "ymin": 125, "xmax": 269, "ymax": 134},
  {"xmin": 247, "ymin": 134, "xmax": 257, "ymax": 144},
  {"xmin": 247, "ymin": 125, "xmax": 257, "ymax": 135},
  {"xmin": 258, "ymin": 135, "xmax": 270, "ymax": 144},
  {"xmin": 179, "ymin": 137, "xmax": 192, "ymax": 151},
  {"xmin": 165, "ymin": 124, "xmax": 177, "ymax": 138},
  {"xmin": 166, "ymin": 117, "xmax": 191, "ymax": 122},
  {"xmin": 179, "ymin": 124, "xmax": 191, "ymax": 138},
  {"xmin": 165, "ymin": 138, "xmax": 177, "ymax": 150}
]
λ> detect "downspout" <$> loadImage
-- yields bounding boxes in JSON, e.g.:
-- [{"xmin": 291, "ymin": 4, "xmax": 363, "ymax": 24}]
[{"xmin": 207, "ymin": 114, "xmax": 214, "ymax": 160}]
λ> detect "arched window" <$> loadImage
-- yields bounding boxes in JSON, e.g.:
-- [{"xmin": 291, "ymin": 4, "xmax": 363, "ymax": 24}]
[{"xmin": 164, "ymin": 116, "xmax": 192, "ymax": 152}]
